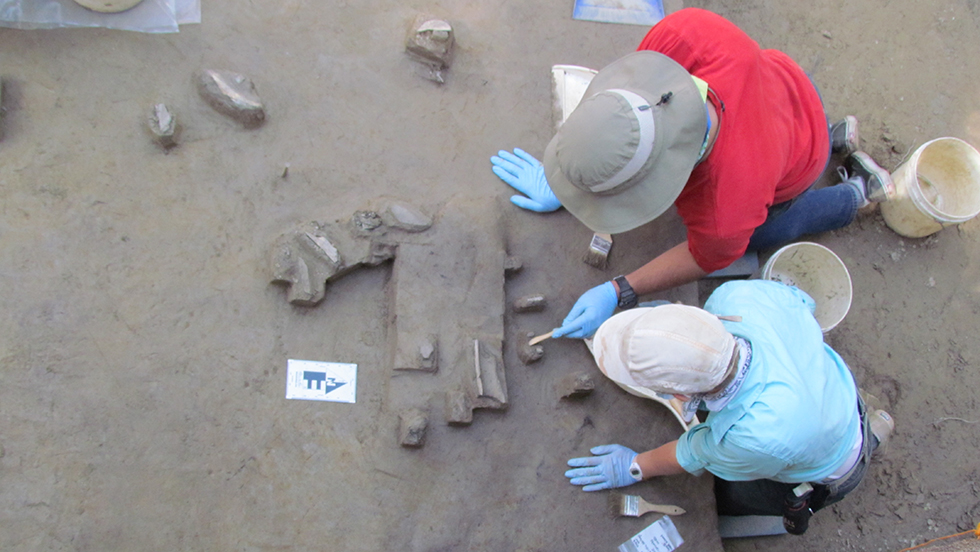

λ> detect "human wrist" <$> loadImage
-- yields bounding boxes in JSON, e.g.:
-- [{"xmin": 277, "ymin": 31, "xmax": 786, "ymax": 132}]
[
  {"xmin": 635, "ymin": 442, "xmax": 686, "ymax": 478},
  {"xmin": 613, "ymin": 275, "xmax": 638, "ymax": 309},
  {"xmin": 628, "ymin": 460, "xmax": 644, "ymax": 481}
]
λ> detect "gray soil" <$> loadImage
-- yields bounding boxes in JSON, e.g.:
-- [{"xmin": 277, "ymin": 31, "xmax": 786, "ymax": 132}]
[{"xmin": 2, "ymin": 0, "xmax": 979, "ymax": 551}]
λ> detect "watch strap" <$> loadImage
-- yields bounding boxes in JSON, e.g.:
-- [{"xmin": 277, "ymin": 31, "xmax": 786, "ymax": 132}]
[{"xmin": 614, "ymin": 275, "xmax": 638, "ymax": 309}]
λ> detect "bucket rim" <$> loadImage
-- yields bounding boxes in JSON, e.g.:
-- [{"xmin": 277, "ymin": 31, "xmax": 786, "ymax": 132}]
[
  {"xmin": 904, "ymin": 137, "xmax": 980, "ymax": 222},
  {"xmin": 760, "ymin": 241, "xmax": 852, "ymax": 332}
]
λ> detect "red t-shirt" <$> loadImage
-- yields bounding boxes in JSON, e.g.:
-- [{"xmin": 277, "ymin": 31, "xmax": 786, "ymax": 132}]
[{"xmin": 637, "ymin": 9, "xmax": 829, "ymax": 272}]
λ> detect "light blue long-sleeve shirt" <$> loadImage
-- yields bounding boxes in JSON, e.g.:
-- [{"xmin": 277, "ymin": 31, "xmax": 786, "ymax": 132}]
[{"xmin": 674, "ymin": 280, "xmax": 860, "ymax": 483}]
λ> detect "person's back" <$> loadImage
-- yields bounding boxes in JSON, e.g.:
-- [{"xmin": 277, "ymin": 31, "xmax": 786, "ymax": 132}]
[
  {"xmin": 640, "ymin": 9, "xmax": 829, "ymax": 271},
  {"xmin": 565, "ymin": 281, "xmax": 890, "ymax": 531},
  {"xmin": 685, "ymin": 280, "xmax": 860, "ymax": 483},
  {"xmin": 491, "ymin": 8, "xmax": 896, "ymax": 341}
]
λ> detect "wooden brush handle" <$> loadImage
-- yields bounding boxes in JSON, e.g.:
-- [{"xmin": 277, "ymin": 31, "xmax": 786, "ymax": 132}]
[
  {"xmin": 639, "ymin": 499, "xmax": 686, "ymax": 516},
  {"xmin": 528, "ymin": 331, "xmax": 553, "ymax": 346}
]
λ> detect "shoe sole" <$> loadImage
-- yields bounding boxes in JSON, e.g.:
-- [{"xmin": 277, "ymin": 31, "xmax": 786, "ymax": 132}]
[
  {"xmin": 832, "ymin": 115, "xmax": 860, "ymax": 155},
  {"xmin": 848, "ymin": 152, "xmax": 896, "ymax": 202},
  {"xmin": 869, "ymin": 409, "xmax": 895, "ymax": 448}
]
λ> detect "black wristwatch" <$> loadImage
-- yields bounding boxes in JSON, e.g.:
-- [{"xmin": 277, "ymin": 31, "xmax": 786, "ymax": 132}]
[{"xmin": 614, "ymin": 275, "xmax": 638, "ymax": 309}]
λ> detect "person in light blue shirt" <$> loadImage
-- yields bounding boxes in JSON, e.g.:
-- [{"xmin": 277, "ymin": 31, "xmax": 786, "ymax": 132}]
[{"xmin": 563, "ymin": 280, "xmax": 893, "ymax": 533}]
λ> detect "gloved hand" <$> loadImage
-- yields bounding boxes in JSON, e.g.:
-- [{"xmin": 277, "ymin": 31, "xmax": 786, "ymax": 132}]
[
  {"xmin": 552, "ymin": 281, "xmax": 617, "ymax": 339},
  {"xmin": 490, "ymin": 148, "xmax": 562, "ymax": 212},
  {"xmin": 565, "ymin": 444, "xmax": 640, "ymax": 492}
]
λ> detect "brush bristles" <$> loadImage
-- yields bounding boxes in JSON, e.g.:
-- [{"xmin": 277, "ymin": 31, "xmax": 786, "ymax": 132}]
[
  {"xmin": 583, "ymin": 234, "xmax": 612, "ymax": 269},
  {"xmin": 608, "ymin": 493, "xmax": 640, "ymax": 517},
  {"xmin": 583, "ymin": 249, "xmax": 609, "ymax": 269}
]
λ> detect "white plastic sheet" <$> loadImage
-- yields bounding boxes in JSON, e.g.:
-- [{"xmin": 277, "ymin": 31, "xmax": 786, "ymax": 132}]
[
  {"xmin": 175, "ymin": 0, "xmax": 199, "ymax": 24},
  {"xmin": 0, "ymin": 0, "xmax": 200, "ymax": 32},
  {"xmin": 573, "ymin": 0, "xmax": 664, "ymax": 27}
]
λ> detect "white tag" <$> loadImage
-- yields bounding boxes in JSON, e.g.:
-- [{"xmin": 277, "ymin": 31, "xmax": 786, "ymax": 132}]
[
  {"xmin": 285, "ymin": 359, "xmax": 357, "ymax": 403},
  {"xmin": 618, "ymin": 516, "xmax": 684, "ymax": 552}
]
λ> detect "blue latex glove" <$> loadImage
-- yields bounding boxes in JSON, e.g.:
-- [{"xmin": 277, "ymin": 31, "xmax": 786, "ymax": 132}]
[
  {"xmin": 565, "ymin": 444, "xmax": 640, "ymax": 492},
  {"xmin": 552, "ymin": 281, "xmax": 617, "ymax": 339},
  {"xmin": 490, "ymin": 148, "xmax": 562, "ymax": 212}
]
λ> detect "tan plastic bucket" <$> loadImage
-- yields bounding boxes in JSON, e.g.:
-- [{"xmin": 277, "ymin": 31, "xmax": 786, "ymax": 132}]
[
  {"xmin": 880, "ymin": 137, "xmax": 980, "ymax": 238},
  {"xmin": 761, "ymin": 242, "xmax": 852, "ymax": 332}
]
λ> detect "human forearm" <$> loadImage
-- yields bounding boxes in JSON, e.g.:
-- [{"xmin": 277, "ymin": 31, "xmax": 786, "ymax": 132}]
[
  {"xmin": 617, "ymin": 241, "xmax": 707, "ymax": 297},
  {"xmin": 556, "ymin": 242, "xmax": 708, "ymax": 339},
  {"xmin": 634, "ymin": 441, "xmax": 687, "ymax": 479}
]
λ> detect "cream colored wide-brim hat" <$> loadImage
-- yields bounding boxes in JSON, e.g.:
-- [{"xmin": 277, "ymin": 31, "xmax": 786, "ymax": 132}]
[
  {"xmin": 591, "ymin": 305, "xmax": 735, "ymax": 396},
  {"xmin": 544, "ymin": 51, "xmax": 706, "ymax": 234}
]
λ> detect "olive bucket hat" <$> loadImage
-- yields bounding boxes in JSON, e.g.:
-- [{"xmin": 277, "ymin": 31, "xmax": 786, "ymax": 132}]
[{"xmin": 544, "ymin": 51, "xmax": 707, "ymax": 234}]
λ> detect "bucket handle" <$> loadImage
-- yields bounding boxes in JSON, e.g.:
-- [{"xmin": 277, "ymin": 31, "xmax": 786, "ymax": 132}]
[{"xmin": 891, "ymin": 143, "xmax": 917, "ymax": 173}]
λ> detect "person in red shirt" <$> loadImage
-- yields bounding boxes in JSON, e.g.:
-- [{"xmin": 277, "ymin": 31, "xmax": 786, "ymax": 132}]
[{"xmin": 490, "ymin": 8, "xmax": 894, "ymax": 338}]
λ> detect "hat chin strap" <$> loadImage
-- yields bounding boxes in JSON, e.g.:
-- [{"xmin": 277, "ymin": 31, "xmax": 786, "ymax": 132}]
[{"xmin": 589, "ymin": 88, "xmax": 657, "ymax": 193}]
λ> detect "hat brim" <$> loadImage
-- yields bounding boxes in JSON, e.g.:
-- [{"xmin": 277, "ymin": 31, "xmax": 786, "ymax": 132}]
[{"xmin": 545, "ymin": 51, "xmax": 706, "ymax": 234}]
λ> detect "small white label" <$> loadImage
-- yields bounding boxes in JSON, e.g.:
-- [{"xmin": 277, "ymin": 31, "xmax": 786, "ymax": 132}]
[
  {"xmin": 618, "ymin": 516, "xmax": 684, "ymax": 552},
  {"xmin": 285, "ymin": 359, "xmax": 357, "ymax": 403}
]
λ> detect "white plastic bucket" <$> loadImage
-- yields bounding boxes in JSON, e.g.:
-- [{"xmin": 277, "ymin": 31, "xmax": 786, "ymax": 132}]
[
  {"xmin": 761, "ymin": 242, "xmax": 852, "ymax": 332},
  {"xmin": 880, "ymin": 137, "xmax": 980, "ymax": 238},
  {"xmin": 551, "ymin": 64, "xmax": 597, "ymax": 130}
]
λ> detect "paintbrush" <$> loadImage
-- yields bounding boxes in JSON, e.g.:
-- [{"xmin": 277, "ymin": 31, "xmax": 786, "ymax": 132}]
[
  {"xmin": 528, "ymin": 330, "xmax": 553, "ymax": 346},
  {"xmin": 583, "ymin": 233, "xmax": 612, "ymax": 269},
  {"xmin": 608, "ymin": 493, "xmax": 686, "ymax": 518}
]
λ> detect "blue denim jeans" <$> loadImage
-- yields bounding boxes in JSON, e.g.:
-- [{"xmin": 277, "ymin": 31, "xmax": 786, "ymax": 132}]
[
  {"xmin": 748, "ymin": 183, "xmax": 863, "ymax": 251},
  {"xmin": 746, "ymin": 76, "xmax": 864, "ymax": 252}
]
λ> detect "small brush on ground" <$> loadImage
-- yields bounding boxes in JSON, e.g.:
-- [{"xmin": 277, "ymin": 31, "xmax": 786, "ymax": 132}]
[
  {"xmin": 607, "ymin": 493, "xmax": 687, "ymax": 518},
  {"xmin": 583, "ymin": 233, "xmax": 612, "ymax": 269},
  {"xmin": 528, "ymin": 330, "xmax": 553, "ymax": 346},
  {"xmin": 518, "ymin": 331, "xmax": 545, "ymax": 365}
]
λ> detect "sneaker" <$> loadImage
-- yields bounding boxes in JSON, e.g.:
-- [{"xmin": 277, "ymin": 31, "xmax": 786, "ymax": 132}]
[
  {"xmin": 869, "ymin": 409, "xmax": 895, "ymax": 451},
  {"xmin": 830, "ymin": 115, "xmax": 860, "ymax": 154},
  {"xmin": 859, "ymin": 388, "xmax": 884, "ymax": 411},
  {"xmin": 843, "ymin": 151, "xmax": 896, "ymax": 203}
]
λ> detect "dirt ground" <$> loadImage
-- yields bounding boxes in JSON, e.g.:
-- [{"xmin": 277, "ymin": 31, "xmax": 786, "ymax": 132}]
[{"xmin": 2, "ymin": 0, "xmax": 980, "ymax": 551}]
